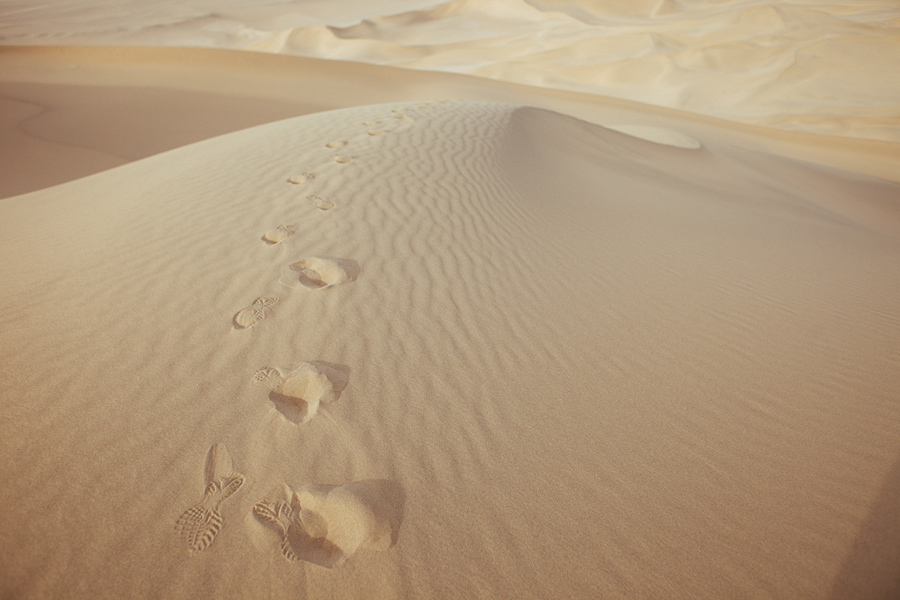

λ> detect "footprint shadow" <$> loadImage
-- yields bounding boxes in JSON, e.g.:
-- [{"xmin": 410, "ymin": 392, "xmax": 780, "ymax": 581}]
[
  {"xmin": 254, "ymin": 479, "xmax": 405, "ymax": 568},
  {"xmin": 268, "ymin": 393, "xmax": 309, "ymax": 424},
  {"xmin": 346, "ymin": 479, "xmax": 405, "ymax": 548}
]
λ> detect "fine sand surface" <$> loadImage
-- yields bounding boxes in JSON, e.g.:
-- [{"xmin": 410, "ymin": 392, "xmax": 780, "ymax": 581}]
[
  {"xmin": 2, "ymin": 2, "xmax": 900, "ymax": 599},
  {"xmin": 2, "ymin": 45, "xmax": 899, "ymax": 199},
  {"xmin": 1, "ymin": 99, "xmax": 900, "ymax": 599},
  {"xmin": 2, "ymin": 0, "xmax": 899, "ymax": 142}
]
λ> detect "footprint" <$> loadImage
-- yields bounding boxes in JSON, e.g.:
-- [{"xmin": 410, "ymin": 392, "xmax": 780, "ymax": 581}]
[
  {"xmin": 175, "ymin": 444, "xmax": 245, "ymax": 553},
  {"xmin": 252, "ymin": 367, "xmax": 282, "ymax": 385},
  {"xmin": 254, "ymin": 361, "xmax": 349, "ymax": 423},
  {"xmin": 332, "ymin": 155, "xmax": 353, "ymax": 164},
  {"xmin": 363, "ymin": 120, "xmax": 381, "ymax": 126},
  {"xmin": 325, "ymin": 141, "xmax": 347, "ymax": 149},
  {"xmin": 262, "ymin": 224, "xmax": 296, "ymax": 245},
  {"xmin": 367, "ymin": 130, "xmax": 387, "ymax": 137},
  {"xmin": 393, "ymin": 114, "xmax": 409, "ymax": 120},
  {"xmin": 391, "ymin": 108, "xmax": 407, "ymax": 114},
  {"xmin": 288, "ymin": 172, "xmax": 315, "ymax": 185},
  {"xmin": 307, "ymin": 195, "xmax": 335, "ymax": 211},
  {"xmin": 416, "ymin": 103, "xmax": 432, "ymax": 109},
  {"xmin": 253, "ymin": 498, "xmax": 307, "ymax": 563},
  {"xmin": 234, "ymin": 296, "xmax": 279, "ymax": 329},
  {"xmin": 253, "ymin": 480, "xmax": 401, "ymax": 568},
  {"xmin": 290, "ymin": 257, "xmax": 358, "ymax": 289}
]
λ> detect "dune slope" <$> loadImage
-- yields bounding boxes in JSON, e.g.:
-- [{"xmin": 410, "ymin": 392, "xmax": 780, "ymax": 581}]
[
  {"xmin": 3, "ymin": 0, "xmax": 898, "ymax": 141},
  {"xmin": 1, "ymin": 101, "xmax": 899, "ymax": 599},
  {"xmin": 2, "ymin": 45, "xmax": 899, "ymax": 202}
]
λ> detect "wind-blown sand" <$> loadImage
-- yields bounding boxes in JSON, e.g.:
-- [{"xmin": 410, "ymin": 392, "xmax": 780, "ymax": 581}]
[
  {"xmin": 2, "ymin": 45, "xmax": 899, "ymax": 200},
  {"xmin": 3, "ymin": 0, "xmax": 899, "ymax": 141},
  {"xmin": 2, "ymin": 98, "xmax": 900, "ymax": 599},
  {"xmin": 1, "ymin": 2, "xmax": 900, "ymax": 599}
]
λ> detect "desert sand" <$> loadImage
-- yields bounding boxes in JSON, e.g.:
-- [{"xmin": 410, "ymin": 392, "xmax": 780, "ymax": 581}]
[{"xmin": 1, "ymin": 2, "xmax": 899, "ymax": 599}]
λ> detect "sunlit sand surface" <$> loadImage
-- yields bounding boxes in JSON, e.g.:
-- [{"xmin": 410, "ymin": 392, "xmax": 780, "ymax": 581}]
[{"xmin": 1, "ymin": 2, "xmax": 899, "ymax": 599}]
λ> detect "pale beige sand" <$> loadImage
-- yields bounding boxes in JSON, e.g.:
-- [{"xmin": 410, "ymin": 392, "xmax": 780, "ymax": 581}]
[
  {"xmin": 2, "ymin": 45, "xmax": 899, "ymax": 201},
  {"xmin": 2, "ymin": 1, "xmax": 900, "ymax": 598},
  {"xmin": 2, "ymin": 0, "xmax": 899, "ymax": 141},
  {"xmin": 1, "ymin": 98, "xmax": 899, "ymax": 599}
]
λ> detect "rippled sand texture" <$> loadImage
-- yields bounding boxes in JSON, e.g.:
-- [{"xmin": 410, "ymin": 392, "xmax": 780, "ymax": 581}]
[
  {"xmin": 1, "ymin": 1, "xmax": 900, "ymax": 599},
  {"xmin": 1, "ymin": 101, "xmax": 899, "ymax": 599}
]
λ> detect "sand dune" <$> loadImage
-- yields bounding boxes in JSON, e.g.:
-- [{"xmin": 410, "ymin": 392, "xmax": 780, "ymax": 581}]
[
  {"xmin": 2, "ymin": 45, "xmax": 899, "ymax": 201},
  {"xmin": 1, "ymin": 99, "xmax": 899, "ymax": 598},
  {"xmin": 2, "ymin": 1, "xmax": 900, "ymax": 598},
  {"xmin": 2, "ymin": 0, "xmax": 898, "ymax": 141},
  {"xmin": 249, "ymin": 0, "xmax": 900, "ymax": 141}
]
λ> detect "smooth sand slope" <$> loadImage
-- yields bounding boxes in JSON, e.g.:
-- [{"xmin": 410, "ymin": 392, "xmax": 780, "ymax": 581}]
[
  {"xmin": 1, "ymin": 101, "xmax": 899, "ymax": 599},
  {"xmin": 3, "ymin": 45, "xmax": 899, "ymax": 200},
  {"xmin": 2, "ymin": 0, "xmax": 899, "ymax": 141}
]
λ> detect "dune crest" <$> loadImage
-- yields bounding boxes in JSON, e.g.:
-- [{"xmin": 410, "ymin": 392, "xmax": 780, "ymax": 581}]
[
  {"xmin": 238, "ymin": 0, "xmax": 900, "ymax": 141},
  {"xmin": 604, "ymin": 124, "xmax": 702, "ymax": 149}
]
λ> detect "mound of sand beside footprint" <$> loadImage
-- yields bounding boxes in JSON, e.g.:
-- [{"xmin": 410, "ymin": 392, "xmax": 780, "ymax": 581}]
[
  {"xmin": 290, "ymin": 257, "xmax": 358, "ymax": 290},
  {"xmin": 254, "ymin": 480, "xmax": 400, "ymax": 568},
  {"xmin": 1, "ymin": 98, "xmax": 899, "ymax": 600},
  {"xmin": 256, "ymin": 362, "xmax": 350, "ymax": 424}
]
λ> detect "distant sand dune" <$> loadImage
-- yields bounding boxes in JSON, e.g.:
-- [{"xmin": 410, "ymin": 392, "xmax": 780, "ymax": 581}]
[
  {"xmin": 2, "ymin": 45, "xmax": 899, "ymax": 201},
  {"xmin": 2, "ymin": 1, "xmax": 899, "ymax": 141}
]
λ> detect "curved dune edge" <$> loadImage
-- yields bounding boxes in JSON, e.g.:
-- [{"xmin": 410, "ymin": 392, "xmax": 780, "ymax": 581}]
[
  {"xmin": 2, "ymin": 0, "xmax": 898, "ymax": 143},
  {"xmin": 0, "ymin": 100, "xmax": 899, "ymax": 598},
  {"xmin": 603, "ymin": 124, "xmax": 702, "ymax": 149},
  {"xmin": 1, "ymin": 45, "xmax": 899, "ymax": 200}
]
